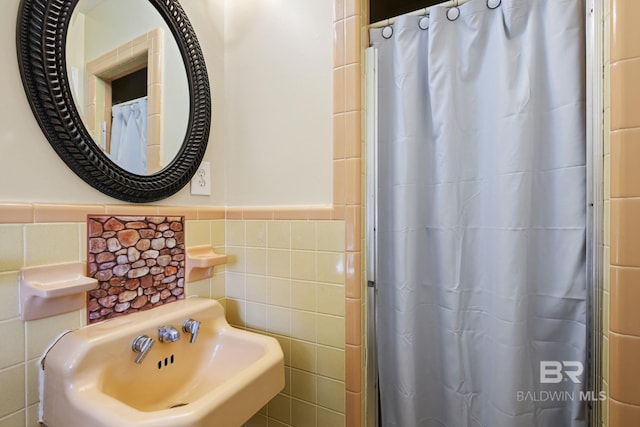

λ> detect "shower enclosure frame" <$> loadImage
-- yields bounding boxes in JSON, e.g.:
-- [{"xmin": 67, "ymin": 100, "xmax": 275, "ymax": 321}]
[{"xmin": 363, "ymin": 0, "xmax": 605, "ymax": 425}]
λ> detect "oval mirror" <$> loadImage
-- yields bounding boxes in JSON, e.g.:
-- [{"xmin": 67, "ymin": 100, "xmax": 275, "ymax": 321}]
[
  {"xmin": 17, "ymin": 0, "xmax": 210, "ymax": 202},
  {"xmin": 67, "ymin": 0, "xmax": 190, "ymax": 175}
]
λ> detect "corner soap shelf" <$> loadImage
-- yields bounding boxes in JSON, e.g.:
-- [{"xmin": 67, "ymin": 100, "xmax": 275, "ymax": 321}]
[
  {"xmin": 19, "ymin": 261, "xmax": 97, "ymax": 321},
  {"xmin": 186, "ymin": 245, "xmax": 227, "ymax": 282}
]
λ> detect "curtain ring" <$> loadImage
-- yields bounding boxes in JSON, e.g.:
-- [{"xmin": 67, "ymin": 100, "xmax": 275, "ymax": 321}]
[
  {"xmin": 382, "ymin": 25, "xmax": 393, "ymax": 39},
  {"xmin": 447, "ymin": 6, "xmax": 460, "ymax": 21},
  {"xmin": 487, "ymin": 0, "xmax": 501, "ymax": 9},
  {"xmin": 419, "ymin": 15, "xmax": 430, "ymax": 30}
]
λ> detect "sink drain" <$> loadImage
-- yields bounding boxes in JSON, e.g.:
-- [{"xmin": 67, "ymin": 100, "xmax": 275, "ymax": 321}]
[{"xmin": 170, "ymin": 403, "xmax": 188, "ymax": 409}]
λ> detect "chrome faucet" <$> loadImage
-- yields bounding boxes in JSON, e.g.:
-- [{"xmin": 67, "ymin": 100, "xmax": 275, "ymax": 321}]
[
  {"xmin": 131, "ymin": 335, "xmax": 154, "ymax": 364},
  {"xmin": 182, "ymin": 318, "xmax": 201, "ymax": 344},
  {"xmin": 158, "ymin": 325, "xmax": 181, "ymax": 343}
]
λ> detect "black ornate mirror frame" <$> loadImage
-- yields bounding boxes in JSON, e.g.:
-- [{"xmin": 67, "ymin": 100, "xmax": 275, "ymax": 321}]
[{"xmin": 16, "ymin": 0, "xmax": 210, "ymax": 203}]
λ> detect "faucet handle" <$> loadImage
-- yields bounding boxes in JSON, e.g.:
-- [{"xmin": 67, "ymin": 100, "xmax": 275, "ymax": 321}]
[
  {"xmin": 182, "ymin": 318, "xmax": 201, "ymax": 344},
  {"xmin": 132, "ymin": 335, "xmax": 154, "ymax": 364}
]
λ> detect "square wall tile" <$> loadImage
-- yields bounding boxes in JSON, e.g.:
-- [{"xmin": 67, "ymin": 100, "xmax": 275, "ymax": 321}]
[
  {"xmin": 245, "ymin": 248, "xmax": 267, "ymax": 276},
  {"xmin": 318, "ymin": 283, "xmax": 345, "ymax": 316},
  {"xmin": 225, "ymin": 246, "xmax": 245, "ymax": 273},
  {"xmin": 609, "ymin": 398, "xmax": 640, "ymax": 426},
  {"xmin": 267, "ymin": 249, "xmax": 291, "ymax": 278},
  {"xmin": 0, "ymin": 319, "xmax": 24, "ymax": 369},
  {"xmin": 0, "ymin": 272, "xmax": 19, "ymax": 321},
  {"xmin": 226, "ymin": 272, "xmax": 246, "ymax": 299},
  {"xmin": 267, "ymin": 306, "xmax": 291, "ymax": 336},
  {"xmin": 318, "ymin": 314, "xmax": 345, "ymax": 349},
  {"xmin": 611, "ymin": 59, "xmax": 640, "ymax": 130},
  {"xmin": 317, "ymin": 222, "xmax": 346, "ymax": 253},
  {"xmin": 26, "ymin": 359, "xmax": 39, "ymax": 406},
  {"xmin": 246, "ymin": 221, "xmax": 267, "ymax": 247},
  {"xmin": 611, "ymin": 0, "xmax": 640, "ymax": 61},
  {"xmin": 186, "ymin": 278, "xmax": 210, "ymax": 299},
  {"xmin": 317, "ymin": 376, "xmax": 345, "ymax": 413},
  {"xmin": 291, "ymin": 280, "xmax": 317, "ymax": 312},
  {"xmin": 267, "ymin": 277, "xmax": 292, "ymax": 307},
  {"xmin": 609, "ymin": 332, "xmax": 640, "ymax": 405},
  {"xmin": 291, "ymin": 251, "xmax": 317, "ymax": 282},
  {"xmin": 611, "ymin": 129, "xmax": 640, "ymax": 198},
  {"xmin": 318, "ymin": 407, "xmax": 345, "ymax": 427},
  {"xmin": 291, "ymin": 222, "xmax": 317, "ymax": 251},
  {"xmin": 25, "ymin": 223, "xmax": 80, "ymax": 266},
  {"xmin": 245, "ymin": 274, "xmax": 267, "ymax": 303},
  {"xmin": 317, "ymin": 345, "xmax": 345, "ymax": 381},
  {"xmin": 267, "ymin": 221, "xmax": 291, "ymax": 249},
  {"xmin": 244, "ymin": 414, "xmax": 267, "ymax": 427},
  {"xmin": 225, "ymin": 298, "xmax": 246, "ymax": 327},
  {"xmin": 610, "ymin": 266, "xmax": 640, "ymax": 335},
  {"xmin": 291, "ymin": 310, "xmax": 317, "ymax": 342},
  {"xmin": 0, "ymin": 410, "xmax": 25, "ymax": 427},
  {"xmin": 226, "ymin": 221, "xmax": 245, "ymax": 246},
  {"xmin": 291, "ymin": 368, "xmax": 318, "ymax": 403},
  {"xmin": 26, "ymin": 310, "xmax": 81, "ymax": 360},
  {"xmin": 267, "ymin": 393, "xmax": 291, "ymax": 425},
  {"xmin": 184, "ymin": 220, "xmax": 211, "ymax": 246},
  {"xmin": 292, "ymin": 398, "xmax": 317, "ymax": 427},
  {"xmin": 291, "ymin": 339, "xmax": 317, "ymax": 372},
  {"xmin": 318, "ymin": 252, "xmax": 345, "ymax": 284},
  {"xmin": 210, "ymin": 220, "xmax": 225, "ymax": 246},
  {"xmin": 610, "ymin": 198, "xmax": 640, "ymax": 266},
  {"xmin": 245, "ymin": 302, "xmax": 267, "ymax": 330},
  {"xmin": 0, "ymin": 365, "xmax": 25, "ymax": 418},
  {"xmin": 0, "ymin": 225, "xmax": 23, "ymax": 272}
]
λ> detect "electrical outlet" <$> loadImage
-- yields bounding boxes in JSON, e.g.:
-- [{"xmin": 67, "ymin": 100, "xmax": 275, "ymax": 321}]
[{"xmin": 190, "ymin": 162, "xmax": 211, "ymax": 195}]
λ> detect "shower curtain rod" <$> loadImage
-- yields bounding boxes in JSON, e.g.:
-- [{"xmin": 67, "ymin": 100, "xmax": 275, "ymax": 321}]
[{"xmin": 369, "ymin": 0, "xmax": 472, "ymax": 28}]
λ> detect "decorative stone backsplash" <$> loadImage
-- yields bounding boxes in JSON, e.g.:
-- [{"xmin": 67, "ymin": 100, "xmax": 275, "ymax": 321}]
[{"xmin": 87, "ymin": 215, "xmax": 185, "ymax": 323}]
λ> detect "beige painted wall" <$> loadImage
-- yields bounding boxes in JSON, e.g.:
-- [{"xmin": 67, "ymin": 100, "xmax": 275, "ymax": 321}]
[
  {"xmin": 3, "ymin": 0, "xmax": 334, "ymax": 207},
  {"xmin": 223, "ymin": 0, "xmax": 334, "ymax": 206},
  {"xmin": 1, "ymin": 0, "xmax": 225, "ymax": 206}
]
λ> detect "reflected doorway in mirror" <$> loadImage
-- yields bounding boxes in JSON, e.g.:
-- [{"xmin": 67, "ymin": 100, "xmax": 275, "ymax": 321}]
[{"xmin": 83, "ymin": 29, "xmax": 163, "ymax": 173}]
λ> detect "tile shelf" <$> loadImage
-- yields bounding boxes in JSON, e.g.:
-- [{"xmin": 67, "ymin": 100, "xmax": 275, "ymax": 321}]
[
  {"xmin": 19, "ymin": 261, "xmax": 98, "ymax": 321},
  {"xmin": 186, "ymin": 245, "xmax": 227, "ymax": 282}
]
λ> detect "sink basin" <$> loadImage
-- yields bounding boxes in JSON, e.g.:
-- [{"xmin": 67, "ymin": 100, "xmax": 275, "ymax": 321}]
[{"xmin": 41, "ymin": 297, "xmax": 284, "ymax": 427}]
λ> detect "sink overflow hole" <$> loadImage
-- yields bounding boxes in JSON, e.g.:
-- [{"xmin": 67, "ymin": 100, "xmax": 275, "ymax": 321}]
[{"xmin": 157, "ymin": 354, "xmax": 175, "ymax": 370}]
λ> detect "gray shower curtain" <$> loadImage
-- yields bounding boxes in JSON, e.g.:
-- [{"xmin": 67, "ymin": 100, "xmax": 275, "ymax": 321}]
[{"xmin": 370, "ymin": 0, "xmax": 587, "ymax": 426}]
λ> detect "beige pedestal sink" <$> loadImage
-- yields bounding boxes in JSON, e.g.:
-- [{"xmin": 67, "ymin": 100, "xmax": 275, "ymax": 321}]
[{"xmin": 41, "ymin": 297, "xmax": 284, "ymax": 427}]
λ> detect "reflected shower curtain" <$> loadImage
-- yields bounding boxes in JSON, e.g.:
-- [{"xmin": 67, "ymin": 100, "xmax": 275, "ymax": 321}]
[
  {"xmin": 370, "ymin": 0, "xmax": 586, "ymax": 426},
  {"xmin": 109, "ymin": 97, "xmax": 148, "ymax": 174}
]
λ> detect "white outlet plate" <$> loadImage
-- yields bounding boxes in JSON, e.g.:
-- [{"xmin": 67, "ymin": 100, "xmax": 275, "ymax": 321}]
[{"xmin": 190, "ymin": 161, "xmax": 211, "ymax": 195}]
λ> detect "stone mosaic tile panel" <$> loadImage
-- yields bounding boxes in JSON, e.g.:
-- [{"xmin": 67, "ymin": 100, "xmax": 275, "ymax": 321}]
[{"xmin": 87, "ymin": 215, "xmax": 185, "ymax": 323}]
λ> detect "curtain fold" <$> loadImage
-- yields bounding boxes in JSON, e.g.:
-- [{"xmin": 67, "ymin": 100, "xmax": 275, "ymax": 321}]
[
  {"xmin": 370, "ymin": 0, "xmax": 586, "ymax": 426},
  {"xmin": 109, "ymin": 97, "xmax": 148, "ymax": 174}
]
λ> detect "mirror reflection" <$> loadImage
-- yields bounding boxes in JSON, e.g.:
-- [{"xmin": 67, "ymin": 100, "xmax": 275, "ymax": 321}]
[{"xmin": 67, "ymin": 0, "xmax": 189, "ymax": 175}]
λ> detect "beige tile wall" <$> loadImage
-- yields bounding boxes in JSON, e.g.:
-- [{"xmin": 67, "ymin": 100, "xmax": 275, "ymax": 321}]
[
  {"xmin": 228, "ymin": 220, "xmax": 348, "ymax": 427},
  {"xmin": 0, "ymin": 207, "xmax": 226, "ymax": 427},
  {"xmin": 0, "ymin": 209, "xmax": 351, "ymax": 427},
  {"xmin": 608, "ymin": 0, "xmax": 640, "ymax": 424}
]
